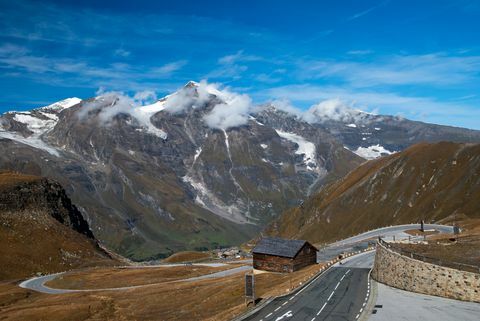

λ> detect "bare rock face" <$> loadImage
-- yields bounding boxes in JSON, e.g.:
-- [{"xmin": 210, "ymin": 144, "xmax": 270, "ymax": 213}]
[{"xmin": 0, "ymin": 176, "xmax": 93, "ymax": 238}]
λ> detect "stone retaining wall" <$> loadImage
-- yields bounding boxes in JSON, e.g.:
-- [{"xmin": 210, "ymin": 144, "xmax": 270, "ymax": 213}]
[{"xmin": 372, "ymin": 241, "xmax": 480, "ymax": 302}]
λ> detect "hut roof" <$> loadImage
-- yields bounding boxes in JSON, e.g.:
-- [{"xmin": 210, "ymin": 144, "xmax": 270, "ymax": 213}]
[{"xmin": 252, "ymin": 237, "xmax": 317, "ymax": 258}]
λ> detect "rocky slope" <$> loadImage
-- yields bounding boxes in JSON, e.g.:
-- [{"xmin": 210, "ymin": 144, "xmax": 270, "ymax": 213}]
[
  {"xmin": 0, "ymin": 171, "xmax": 116, "ymax": 280},
  {"xmin": 1, "ymin": 81, "xmax": 479, "ymax": 260},
  {"xmin": 266, "ymin": 142, "xmax": 480, "ymax": 243}
]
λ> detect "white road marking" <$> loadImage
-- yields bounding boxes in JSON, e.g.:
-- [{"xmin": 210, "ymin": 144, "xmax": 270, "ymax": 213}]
[
  {"xmin": 334, "ymin": 282, "xmax": 340, "ymax": 290},
  {"xmin": 317, "ymin": 302, "xmax": 327, "ymax": 315},
  {"xmin": 356, "ymin": 313, "xmax": 360, "ymax": 319},
  {"xmin": 274, "ymin": 307, "xmax": 281, "ymax": 312},
  {"xmin": 282, "ymin": 301, "xmax": 288, "ymax": 306},
  {"xmin": 275, "ymin": 310, "xmax": 293, "ymax": 321},
  {"xmin": 311, "ymin": 318, "xmax": 316, "ymax": 321},
  {"xmin": 289, "ymin": 297, "xmax": 294, "ymax": 301},
  {"xmin": 327, "ymin": 290, "xmax": 335, "ymax": 301},
  {"xmin": 266, "ymin": 313, "xmax": 273, "ymax": 318}
]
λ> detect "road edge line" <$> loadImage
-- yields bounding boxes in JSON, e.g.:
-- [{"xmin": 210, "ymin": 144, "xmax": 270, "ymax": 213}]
[{"xmin": 358, "ymin": 262, "xmax": 378, "ymax": 321}]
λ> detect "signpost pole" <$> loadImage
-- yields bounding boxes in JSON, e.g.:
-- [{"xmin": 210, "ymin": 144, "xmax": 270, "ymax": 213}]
[{"xmin": 245, "ymin": 272, "xmax": 255, "ymax": 307}]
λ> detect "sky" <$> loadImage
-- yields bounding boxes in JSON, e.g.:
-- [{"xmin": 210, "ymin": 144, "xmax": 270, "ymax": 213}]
[{"xmin": 1, "ymin": 0, "xmax": 480, "ymax": 129}]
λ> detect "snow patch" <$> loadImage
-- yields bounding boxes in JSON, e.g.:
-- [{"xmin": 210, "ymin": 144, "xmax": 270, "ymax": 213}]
[
  {"xmin": 260, "ymin": 144, "xmax": 268, "ymax": 149},
  {"xmin": 353, "ymin": 144, "xmax": 395, "ymax": 160},
  {"xmin": 275, "ymin": 129, "xmax": 317, "ymax": 171},
  {"xmin": 182, "ymin": 175, "xmax": 246, "ymax": 224},
  {"xmin": 40, "ymin": 97, "xmax": 81, "ymax": 111},
  {"xmin": 14, "ymin": 113, "xmax": 56, "ymax": 134},
  {"xmin": 193, "ymin": 147, "xmax": 202, "ymax": 163},
  {"xmin": 346, "ymin": 123, "xmax": 357, "ymax": 128},
  {"xmin": 0, "ymin": 130, "xmax": 60, "ymax": 156}
]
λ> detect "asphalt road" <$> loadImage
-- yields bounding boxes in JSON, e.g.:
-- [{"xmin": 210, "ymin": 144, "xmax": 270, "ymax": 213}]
[
  {"xmin": 244, "ymin": 251, "xmax": 375, "ymax": 321},
  {"xmin": 317, "ymin": 224, "xmax": 453, "ymax": 262}
]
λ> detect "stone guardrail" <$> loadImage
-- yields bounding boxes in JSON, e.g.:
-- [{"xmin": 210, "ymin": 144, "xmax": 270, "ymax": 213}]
[{"xmin": 373, "ymin": 239, "xmax": 480, "ymax": 303}]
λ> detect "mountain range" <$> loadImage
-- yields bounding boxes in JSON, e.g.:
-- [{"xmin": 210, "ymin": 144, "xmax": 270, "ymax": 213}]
[{"xmin": 1, "ymin": 81, "xmax": 480, "ymax": 260}]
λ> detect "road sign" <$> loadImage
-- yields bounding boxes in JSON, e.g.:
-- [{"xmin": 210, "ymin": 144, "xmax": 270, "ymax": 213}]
[{"xmin": 245, "ymin": 273, "xmax": 255, "ymax": 298}]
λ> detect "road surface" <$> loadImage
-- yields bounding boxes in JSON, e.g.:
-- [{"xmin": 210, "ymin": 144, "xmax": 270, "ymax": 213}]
[{"xmin": 317, "ymin": 224, "xmax": 453, "ymax": 262}]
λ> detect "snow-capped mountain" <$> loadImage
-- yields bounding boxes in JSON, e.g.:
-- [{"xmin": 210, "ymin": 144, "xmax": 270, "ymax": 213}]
[{"xmin": 1, "ymin": 82, "xmax": 479, "ymax": 260}]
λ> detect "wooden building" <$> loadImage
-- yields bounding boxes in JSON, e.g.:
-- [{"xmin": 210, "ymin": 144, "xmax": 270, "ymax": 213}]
[{"xmin": 252, "ymin": 237, "xmax": 318, "ymax": 273}]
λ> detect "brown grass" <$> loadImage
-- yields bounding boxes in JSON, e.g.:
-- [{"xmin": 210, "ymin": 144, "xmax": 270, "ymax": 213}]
[
  {"xmin": 0, "ymin": 263, "xmax": 326, "ymax": 321},
  {"xmin": 403, "ymin": 229, "xmax": 439, "ymax": 236},
  {"xmin": 162, "ymin": 251, "xmax": 212, "ymax": 263},
  {"xmin": 394, "ymin": 218, "xmax": 480, "ymax": 269},
  {"xmin": 0, "ymin": 209, "xmax": 117, "ymax": 281},
  {"xmin": 46, "ymin": 264, "xmax": 241, "ymax": 290},
  {"xmin": 0, "ymin": 171, "xmax": 41, "ymax": 189}
]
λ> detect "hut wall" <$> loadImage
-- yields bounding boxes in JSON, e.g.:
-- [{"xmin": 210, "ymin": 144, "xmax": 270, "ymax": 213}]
[
  {"xmin": 253, "ymin": 253, "xmax": 294, "ymax": 273},
  {"xmin": 292, "ymin": 244, "xmax": 317, "ymax": 271}
]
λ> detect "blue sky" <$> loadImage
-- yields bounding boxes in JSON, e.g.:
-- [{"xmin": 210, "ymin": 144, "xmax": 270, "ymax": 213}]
[{"xmin": 1, "ymin": 0, "xmax": 480, "ymax": 129}]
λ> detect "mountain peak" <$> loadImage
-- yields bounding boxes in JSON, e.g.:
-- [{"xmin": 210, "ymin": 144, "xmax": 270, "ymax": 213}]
[
  {"xmin": 40, "ymin": 97, "xmax": 82, "ymax": 111},
  {"xmin": 184, "ymin": 80, "xmax": 199, "ymax": 88}
]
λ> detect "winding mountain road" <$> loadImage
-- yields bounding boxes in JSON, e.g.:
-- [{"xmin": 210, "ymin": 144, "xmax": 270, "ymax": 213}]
[{"xmin": 19, "ymin": 264, "xmax": 252, "ymax": 294}]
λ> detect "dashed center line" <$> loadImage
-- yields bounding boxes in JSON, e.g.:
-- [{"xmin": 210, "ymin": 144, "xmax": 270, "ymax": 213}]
[
  {"xmin": 317, "ymin": 302, "xmax": 327, "ymax": 316},
  {"xmin": 327, "ymin": 290, "xmax": 335, "ymax": 301},
  {"xmin": 334, "ymin": 281, "xmax": 340, "ymax": 290}
]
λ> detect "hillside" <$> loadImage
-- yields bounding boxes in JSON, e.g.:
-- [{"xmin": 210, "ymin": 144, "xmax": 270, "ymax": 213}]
[
  {"xmin": 0, "ymin": 171, "xmax": 116, "ymax": 280},
  {"xmin": 266, "ymin": 142, "xmax": 480, "ymax": 243}
]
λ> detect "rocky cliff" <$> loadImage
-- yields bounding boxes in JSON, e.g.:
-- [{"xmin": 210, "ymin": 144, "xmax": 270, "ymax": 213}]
[{"xmin": 0, "ymin": 172, "xmax": 116, "ymax": 280}]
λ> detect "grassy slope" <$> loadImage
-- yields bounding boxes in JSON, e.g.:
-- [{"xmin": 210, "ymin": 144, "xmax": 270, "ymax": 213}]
[{"xmin": 267, "ymin": 142, "xmax": 480, "ymax": 244}]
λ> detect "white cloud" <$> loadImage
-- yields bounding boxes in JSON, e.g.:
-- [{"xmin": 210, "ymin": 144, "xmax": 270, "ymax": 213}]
[
  {"xmin": 303, "ymin": 98, "xmax": 368, "ymax": 123},
  {"xmin": 298, "ymin": 53, "xmax": 480, "ymax": 87},
  {"xmin": 114, "ymin": 48, "xmax": 130, "ymax": 57},
  {"xmin": 153, "ymin": 60, "xmax": 188, "ymax": 76},
  {"xmin": 218, "ymin": 50, "xmax": 262, "ymax": 65},
  {"xmin": 269, "ymin": 99, "xmax": 303, "ymax": 118},
  {"xmin": 255, "ymin": 73, "xmax": 281, "ymax": 83},
  {"xmin": 203, "ymin": 93, "xmax": 253, "ymax": 130},
  {"xmin": 133, "ymin": 90, "xmax": 157, "ymax": 104},
  {"xmin": 258, "ymin": 83, "xmax": 480, "ymax": 129}
]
